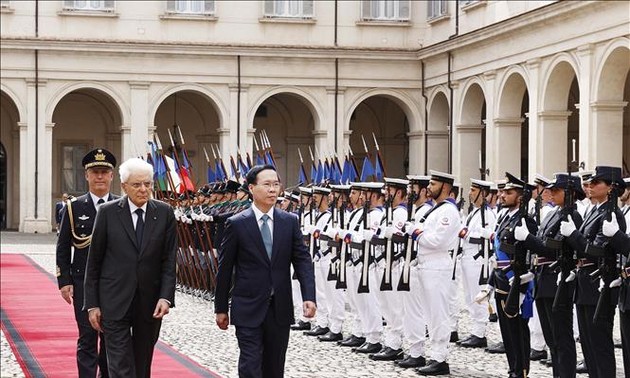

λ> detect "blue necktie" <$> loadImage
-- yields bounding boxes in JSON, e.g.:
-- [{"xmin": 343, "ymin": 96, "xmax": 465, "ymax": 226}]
[
  {"xmin": 135, "ymin": 208, "xmax": 144, "ymax": 247},
  {"xmin": 261, "ymin": 214, "xmax": 273, "ymax": 259}
]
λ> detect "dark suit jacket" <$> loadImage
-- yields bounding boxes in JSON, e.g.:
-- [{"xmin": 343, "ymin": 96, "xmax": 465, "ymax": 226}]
[
  {"xmin": 214, "ymin": 207, "xmax": 315, "ymax": 328},
  {"xmin": 56, "ymin": 193, "xmax": 119, "ymax": 288},
  {"xmin": 83, "ymin": 197, "xmax": 177, "ymax": 321}
]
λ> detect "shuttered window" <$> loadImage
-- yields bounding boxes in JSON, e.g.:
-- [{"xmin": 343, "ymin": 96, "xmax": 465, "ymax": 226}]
[
  {"xmin": 263, "ymin": 0, "xmax": 313, "ymax": 18},
  {"xmin": 361, "ymin": 0, "xmax": 410, "ymax": 21},
  {"xmin": 62, "ymin": 0, "xmax": 115, "ymax": 11},
  {"xmin": 166, "ymin": 0, "xmax": 215, "ymax": 15},
  {"xmin": 427, "ymin": 0, "xmax": 447, "ymax": 19}
]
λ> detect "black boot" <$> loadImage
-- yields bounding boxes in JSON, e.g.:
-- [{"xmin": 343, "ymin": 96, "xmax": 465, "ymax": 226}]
[
  {"xmin": 485, "ymin": 341, "xmax": 505, "ymax": 354},
  {"xmin": 354, "ymin": 342, "xmax": 382, "ymax": 354},
  {"xmin": 530, "ymin": 349, "xmax": 547, "ymax": 361}
]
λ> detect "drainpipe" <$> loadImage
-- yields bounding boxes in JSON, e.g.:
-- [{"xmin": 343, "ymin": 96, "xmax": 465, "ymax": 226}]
[
  {"xmin": 422, "ymin": 61, "xmax": 428, "ymax": 175},
  {"xmin": 450, "ymin": 0, "xmax": 460, "ymax": 39},
  {"xmin": 237, "ymin": 55, "xmax": 241, "ymax": 148},
  {"xmin": 447, "ymin": 52, "xmax": 453, "ymax": 173},
  {"xmin": 34, "ymin": 0, "xmax": 39, "ymax": 219}
]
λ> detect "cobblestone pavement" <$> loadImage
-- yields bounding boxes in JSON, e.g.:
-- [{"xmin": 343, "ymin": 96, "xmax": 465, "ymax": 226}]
[{"xmin": 1, "ymin": 231, "xmax": 624, "ymax": 377}]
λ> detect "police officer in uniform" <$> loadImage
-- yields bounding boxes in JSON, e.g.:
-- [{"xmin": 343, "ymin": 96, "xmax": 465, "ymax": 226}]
[{"xmin": 56, "ymin": 148, "xmax": 118, "ymax": 377}]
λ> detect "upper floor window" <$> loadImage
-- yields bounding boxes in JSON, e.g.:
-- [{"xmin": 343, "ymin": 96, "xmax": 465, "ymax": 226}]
[
  {"xmin": 427, "ymin": 0, "xmax": 447, "ymax": 19},
  {"xmin": 63, "ymin": 0, "xmax": 115, "ymax": 12},
  {"xmin": 263, "ymin": 0, "xmax": 313, "ymax": 19},
  {"xmin": 0, "ymin": 0, "xmax": 10, "ymax": 9},
  {"xmin": 166, "ymin": 0, "xmax": 215, "ymax": 15},
  {"xmin": 361, "ymin": 0, "xmax": 410, "ymax": 22}
]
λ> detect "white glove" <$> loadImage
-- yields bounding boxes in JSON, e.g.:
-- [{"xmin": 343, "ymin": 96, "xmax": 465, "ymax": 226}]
[
  {"xmin": 350, "ymin": 230, "xmax": 364, "ymax": 243},
  {"xmin": 303, "ymin": 224, "xmax": 315, "ymax": 234},
  {"xmin": 560, "ymin": 215, "xmax": 577, "ymax": 237},
  {"xmin": 405, "ymin": 222, "xmax": 423, "ymax": 236},
  {"xmin": 479, "ymin": 227, "xmax": 494, "ymax": 240},
  {"xmin": 324, "ymin": 227, "xmax": 339, "ymax": 240},
  {"xmin": 383, "ymin": 226, "xmax": 395, "ymax": 239},
  {"xmin": 514, "ymin": 219, "xmax": 530, "ymax": 241},
  {"xmin": 362, "ymin": 228, "xmax": 374, "ymax": 242},
  {"xmin": 602, "ymin": 215, "xmax": 620, "ymax": 237}
]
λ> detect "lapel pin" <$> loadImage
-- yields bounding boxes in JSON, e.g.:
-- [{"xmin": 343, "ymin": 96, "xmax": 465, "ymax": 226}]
[{"xmin": 153, "ymin": 216, "xmax": 157, "ymax": 220}]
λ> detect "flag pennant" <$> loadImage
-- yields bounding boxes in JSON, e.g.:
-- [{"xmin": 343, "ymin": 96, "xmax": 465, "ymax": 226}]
[
  {"xmin": 374, "ymin": 153, "xmax": 385, "ymax": 181},
  {"xmin": 360, "ymin": 155, "xmax": 374, "ymax": 182}
]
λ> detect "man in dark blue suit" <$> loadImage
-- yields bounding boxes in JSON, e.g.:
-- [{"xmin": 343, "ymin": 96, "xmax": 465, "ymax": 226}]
[{"xmin": 215, "ymin": 164, "xmax": 316, "ymax": 378}]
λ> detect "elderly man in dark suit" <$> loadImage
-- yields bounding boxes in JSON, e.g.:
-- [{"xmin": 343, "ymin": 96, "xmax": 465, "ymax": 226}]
[
  {"xmin": 56, "ymin": 148, "xmax": 118, "ymax": 378},
  {"xmin": 215, "ymin": 164, "xmax": 316, "ymax": 378},
  {"xmin": 84, "ymin": 157, "xmax": 177, "ymax": 378}
]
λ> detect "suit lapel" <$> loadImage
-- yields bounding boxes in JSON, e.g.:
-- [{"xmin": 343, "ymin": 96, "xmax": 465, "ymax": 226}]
[
  {"xmin": 243, "ymin": 208, "xmax": 270, "ymax": 264},
  {"xmin": 117, "ymin": 196, "xmax": 139, "ymax": 250},
  {"xmin": 139, "ymin": 200, "xmax": 157, "ymax": 256}
]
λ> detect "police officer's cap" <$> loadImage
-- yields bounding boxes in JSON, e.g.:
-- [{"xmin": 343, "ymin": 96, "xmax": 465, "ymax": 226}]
[
  {"xmin": 546, "ymin": 173, "xmax": 581, "ymax": 190},
  {"xmin": 330, "ymin": 184, "xmax": 351, "ymax": 193},
  {"xmin": 504, "ymin": 172, "xmax": 525, "ymax": 190},
  {"xmin": 429, "ymin": 170, "xmax": 456, "ymax": 185},
  {"xmin": 225, "ymin": 180, "xmax": 241, "ymax": 193},
  {"xmin": 587, "ymin": 166, "xmax": 624, "ymax": 188},
  {"xmin": 82, "ymin": 148, "xmax": 116, "ymax": 170},
  {"xmin": 532, "ymin": 173, "xmax": 551, "ymax": 187}
]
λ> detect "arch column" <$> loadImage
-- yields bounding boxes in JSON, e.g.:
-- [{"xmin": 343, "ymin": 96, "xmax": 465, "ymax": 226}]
[
  {"xmin": 577, "ymin": 44, "xmax": 594, "ymax": 168},
  {"xmin": 483, "ymin": 70, "xmax": 497, "ymax": 179},
  {"xmin": 327, "ymin": 86, "xmax": 346, "ymax": 153},
  {"xmin": 231, "ymin": 83, "xmax": 249, "ymax": 155},
  {"xmin": 128, "ymin": 81, "xmax": 150, "ymax": 160},
  {"xmin": 493, "ymin": 118, "xmax": 523, "ymax": 177},
  {"xmin": 217, "ymin": 127, "xmax": 231, "ymax": 163},
  {"xmin": 312, "ymin": 129, "xmax": 328, "ymax": 158},
  {"xmin": 455, "ymin": 124, "xmax": 483, "ymax": 183},
  {"xmin": 527, "ymin": 58, "xmax": 541, "ymax": 179},
  {"xmin": 407, "ymin": 130, "xmax": 424, "ymax": 174},
  {"xmin": 591, "ymin": 101, "xmax": 628, "ymax": 165},
  {"xmin": 537, "ymin": 111, "xmax": 572, "ymax": 176},
  {"xmin": 17, "ymin": 121, "xmax": 28, "ymax": 232}
]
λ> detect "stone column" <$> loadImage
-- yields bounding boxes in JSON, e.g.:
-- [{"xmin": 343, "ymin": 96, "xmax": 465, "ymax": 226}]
[
  {"xmin": 483, "ymin": 70, "xmax": 497, "ymax": 180},
  {"xmin": 493, "ymin": 118, "xmax": 524, "ymax": 176},
  {"xmin": 128, "ymin": 81, "xmax": 150, "ymax": 161},
  {"xmin": 537, "ymin": 111, "xmax": 572, "ymax": 176},
  {"xmin": 17, "ymin": 121, "xmax": 28, "ymax": 232},
  {"xmin": 455, "ymin": 124, "xmax": 483, "ymax": 187},
  {"xmin": 407, "ymin": 130, "xmax": 425, "ymax": 174},
  {"xmin": 591, "ymin": 101, "xmax": 628, "ymax": 165},
  {"xmin": 577, "ymin": 44, "xmax": 594, "ymax": 168},
  {"xmin": 326, "ymin": 86, "xmax": 346, "ymax": 154},
  {"xmin": 526, "ymin": 58, "xmax": 541, "ymax": 179},
  {"xmin": 229, "ymin": 83, "xmax": 249, "ymax": 156}
]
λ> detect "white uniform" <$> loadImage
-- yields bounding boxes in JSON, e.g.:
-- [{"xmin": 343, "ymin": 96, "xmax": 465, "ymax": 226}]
[
  {"xmin": 293, "ymin": 209, "xmax": 314, "ymax": 323},
  {"xmin": 415, "ymin": 199, "xmax": 461, "ymax": 363},
  {"xmin": 341, "ymin": 207, "xmax": 366, "ymax": 338},
  {"xmin": 312, "ymin": 210, "xmax": 333, "ymax": 330},
  {"xmin": 459, "ymin": 205, "xmax": 497, "ymax": 338}
]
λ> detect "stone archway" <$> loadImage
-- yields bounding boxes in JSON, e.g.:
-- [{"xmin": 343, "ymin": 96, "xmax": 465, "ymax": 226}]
[
  {"xmin": 1, "ymin": 90, "xmax": 21, "ymax": 230},
  {"xmin": 457, "ymin": 82, "xmax": 487, "ymax": 184},
  {"xmin": 427, "ymin": 91, "xmax": 449, "ymax": 172},
  {"xmin": 495, "ymin": 72, "xmax": 529, "ymax": 179}
]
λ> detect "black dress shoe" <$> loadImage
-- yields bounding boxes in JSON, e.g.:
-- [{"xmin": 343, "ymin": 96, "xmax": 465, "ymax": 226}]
[
  {"xmin": 485, "ymin": 342, "xmax": 505, "ymax": 354},
  {"xmin": 449, "ymin": 331, "xmax": 459, "ymax": 343},
  {"xmin": 304, "ymin": 326, "xmax": 329, "ymax": 336},
  {"xmin": 369, "ymin": 347, "xmax": 403, "ymax": 361},
  {"xmin": 488, "ymin": 313, "xmax": 498, "ymax": 322},
  {"xmin": 354, "ymin": 342, "xmax": 382, "ymax": 354},
  {"xmin": 290, "ymin": 320, "xmax": 311, "ymax": 331},
  {"xmin": 395, "ymin": 355, "xmax": 426, "ymax": 368},
  {"xmin": 455, "ymin": 335, "xmax": 471, "ymax": 345},
  {"xmin": 339, "ymin": 335, "xmax": 365, "ymax": 347},
  {"xmin": 530, "ymin": 349, "xmax": 547, "ymax": 361},
  {"xmin": 460, "ymin": 335, "xmax": 487, "ymax": 348},
  {"xmin": 576, "ymin": 360, "xmax": 587, "ymax": 373},
  {"xmin": 318, "ymin": 331, "xmax": 343, "ymax": 342},
  {"xmin": 416, "ymin": 360, "xmax": 450, "ymax": 376}
]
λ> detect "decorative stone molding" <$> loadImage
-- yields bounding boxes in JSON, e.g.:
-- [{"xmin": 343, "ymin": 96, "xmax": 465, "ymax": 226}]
[
  {"xmin": 129, "ymin": 81, "xmax": 150, "ymax": 90},
  {"xmin": 258, "ymin": 17, "xmax": 316, "ymax": 24},
  {"xmin": 326, "ymin": 86, "xmax": 346, "ymax": 95},
  {"xmin": 493, "ymin": 118, "xmax": 525, "ymax": 127},
  {"xmin": 538, "ymin": 110, "xmax": 572, "ymax": 120},
  {"xmin": 407, "ymin": 130, "xmax": 425, "ymax": 139},
  {"xmin": 217, "ymin": 128, "xmax": 231, "ymax": 136},
  {"xmin": 483, "ymin": 70, "xmax": 496, "ymax": 80},
  {"xmin": 355, "ymin": 20, "xmax": 411, "ymax": 27},
  {"xmin": 229, "ymin": 83, "xmax": 249, "ymax": 92},
  {"xmin": 455, "ymin": 123, "xmax": 484, "ymax": 133},
  {"xmin": 425, "ymin": 130, "xmax": 449, "ymax": 136},
  {"xmin": 312, "ymin": 129, "xmax": 328, "ymax": 137},
  {"xmin": 159, "ymin": 14, "xmax": 217, "ymax": 22},
  {"xmin": 590, "ymin": 101, "xmax": 628, "ymax": 111},
  {"xmin": 461, "ymin": 0, "xmax": 487, "ymax": 12}
]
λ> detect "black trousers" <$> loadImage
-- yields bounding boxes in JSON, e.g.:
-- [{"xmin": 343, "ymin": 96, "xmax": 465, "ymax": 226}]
[
  {"xmin": 536, "ymin": 295, "xmax": 576, "ymax": 378},
  {"xmin": 620, "ymin": 309, "xmax": 630, "ymax": 377},
  {"xmin": 101, "ymin": 293, "xmax": 162, "ymax": 378},
  {"xmin": 496, "ymin": 292, "xmax": 530, "ymax": 378},
  {"xmin": 576, "ymin": 303, "xmax": 616, "ymax": 378},
  {"xmin": 73, "ymin": 278, "xmax": 109, "ymax": 378},
  {"xmin": 235, "ymin": 297, "xmax": 291, "ymax": 378}
]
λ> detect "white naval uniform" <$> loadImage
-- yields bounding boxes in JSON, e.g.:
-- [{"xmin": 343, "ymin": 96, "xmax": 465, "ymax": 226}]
[
  {"xmin": 402, "ymin": 202, "xmax": 433, "ymax": 358},
  {"xmin": 323, "ymin": 209, "xmax": 352, "ymax": 335},
  {"xmin": 459, "ymin": 205, "xmax": 497, "ymax": 338},
  {"xmin": 342, "ymin": 208, "xmax": 366, "ymax": 338},
  {"xmin": 371, "ymin": 204, "xmax": 407, "ymax": 350},
  {"xmin": 415, "ymin": 199, "xmax": 461, "ymax": 363},
  {"xmin": 349, "ymin": 207, "xmax": 385, "ymax": 344},
  {"xmin": 293, "ymin": 209, "xmax": 314, "ymax": 323},
  {"xmin": 312, "ymin": 210, "xmax": 333, "ymax": 330}
]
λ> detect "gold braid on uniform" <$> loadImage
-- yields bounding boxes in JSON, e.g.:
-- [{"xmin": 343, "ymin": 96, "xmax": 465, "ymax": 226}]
[{"xmin": 65, "ymin": 199, "xmax": 92, "ymax": 249}]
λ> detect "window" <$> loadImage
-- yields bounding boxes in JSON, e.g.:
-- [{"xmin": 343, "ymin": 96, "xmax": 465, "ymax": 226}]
[
  {"xmin": 61, "ymin": 144, "xmax": 88, "ymax": 195},
  {"xmin": 361, "ymin": 0, "xmax": 410, "ymax": 22},
  {"xmin": 63, "ymin": 0, "xmax": 115, "ymax": 12},
  {"xmin": 427, "ymin": 0, "xmax": 447, "ymax": 19},
  {"xmin": 0, "ymin": 0, "xmax": 10, "ymax": 9},
  {"xmin": 263, "ymin": 0, "xmax": 313, "ymax": 19},
  {"xmin": 166, "ymin": 0, "xmax": 214, "ymax": 15}
]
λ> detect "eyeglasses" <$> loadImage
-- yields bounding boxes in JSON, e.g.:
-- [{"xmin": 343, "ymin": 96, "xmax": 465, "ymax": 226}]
[
  {"xmin": 256, "ymin": 182, "xmax": 281, "ymax": 190},
  {"xmin": 127, "ymin": 181, "xmax": 153, "ymax": 189}
]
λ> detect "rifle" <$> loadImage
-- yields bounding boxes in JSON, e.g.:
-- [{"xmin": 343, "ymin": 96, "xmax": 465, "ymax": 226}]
[
  {"xmin": 590, "ymin": 181, "xmax": 621, "ymax": 323},
  {"xmin": 397, "ymin": 190, "xmax": 418, "ymax": 291},
  {"xmin": 501, "ymin": 184, "xmax": 534, "ymax": 319},
  {"xmin": 357, "ymin": 195, "xmax": 372, "ymax": 293},
  {"xmin": 336, "ymin": 198, "xmax": 349, "ymax": 289},
  {"xmin": 380, "ymin": 195, "xmax": 395, "ymax": 291},
  {"xmin": 325, "ymin": 198, "xmax": 340, "ymax": 282}
]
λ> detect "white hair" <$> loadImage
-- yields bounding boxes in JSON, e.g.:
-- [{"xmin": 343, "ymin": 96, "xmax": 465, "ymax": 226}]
[{"xmin": 119, "ymin": 158, "xmax": 154, "ymax": 183}]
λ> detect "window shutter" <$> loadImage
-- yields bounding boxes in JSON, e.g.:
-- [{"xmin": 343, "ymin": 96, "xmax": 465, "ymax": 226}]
[
  {"xmin": 361, "ymin": 0, "xmax": 371, "ymax": 20},
  {"xmin": 204, "ymin": 0, "xmax": 214, "ymax": 14},
  {"xmin": 166, "ymin": 0, "xmax": 175, "ymax": 12},
  {"xmin": 303, "ymin": 0, "xmax": 313, "ymax": 17},
  {"xmin": 103, "ymin": 0, "xmax": 114, "ymax": 10},
  {"xmin": 264, "ymin": 0, "xmax": 274, "ymax": 16},
  {"xmin": 63, "ymin": 0, "xmax": 75, "ymax": 9},
  {"xmin": 440, "ymin": 0, "xmax": 447, "ymax": 15},
  {"xmin": 399, "ymin": 0, "xmax": 410, "ymax": 20}
]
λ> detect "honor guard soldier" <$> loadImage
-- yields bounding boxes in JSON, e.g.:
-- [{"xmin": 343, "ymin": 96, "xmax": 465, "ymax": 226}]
[
  {"xmin": 347, "ymin": 182, "xmax": 385, "ymax": 354},
  {"xmin": 560, "ymin": 166, "xmax": 627, "ymax": 378},
  {"xmin": 490, "ymin": 172, "xmax": 538, "ymax": 378},
  {"xmin": 573, "ymin": 170, "xmax": 595, "ymax": 219},
  {"xmin": 396, "ymin": 175, "xmax": 432, "ymax": 369},
  {"xmin": 368, "ymin": 177, "xmax": 409, "ymax": 362},
  {"xmin": 56, "ymin": 148, "xmax": 119, "ymax": 378},
  {"xmin": 291, "ymin": 186, "xmax": 314, "ymax": 331},
  {"xmin": 514, "ymin": 173, "xmax": 584, "ymax": 377},
  {"xmin": 410, "ymin": 170, "xmax": 461, "ymax": 376},
  {"xmin": 457, "ymin": 179, "xmax": 497, "ymax": 348}
]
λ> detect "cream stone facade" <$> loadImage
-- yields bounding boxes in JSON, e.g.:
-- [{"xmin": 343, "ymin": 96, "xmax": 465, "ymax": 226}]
[{"xmin": 1, "ymin": 0, "xmax": 628, "ymax": 232}]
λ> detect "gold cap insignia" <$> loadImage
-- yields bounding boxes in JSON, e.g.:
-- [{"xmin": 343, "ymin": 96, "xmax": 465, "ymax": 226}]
[{"xmin": 94, "ymin": 150, "xmax": 106, "ymax": 161}]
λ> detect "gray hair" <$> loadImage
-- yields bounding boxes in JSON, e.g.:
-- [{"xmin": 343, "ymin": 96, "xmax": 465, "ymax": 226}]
[{"xmin": 119, "ymin": 158, "xmax": 154, "ymax": 183}]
